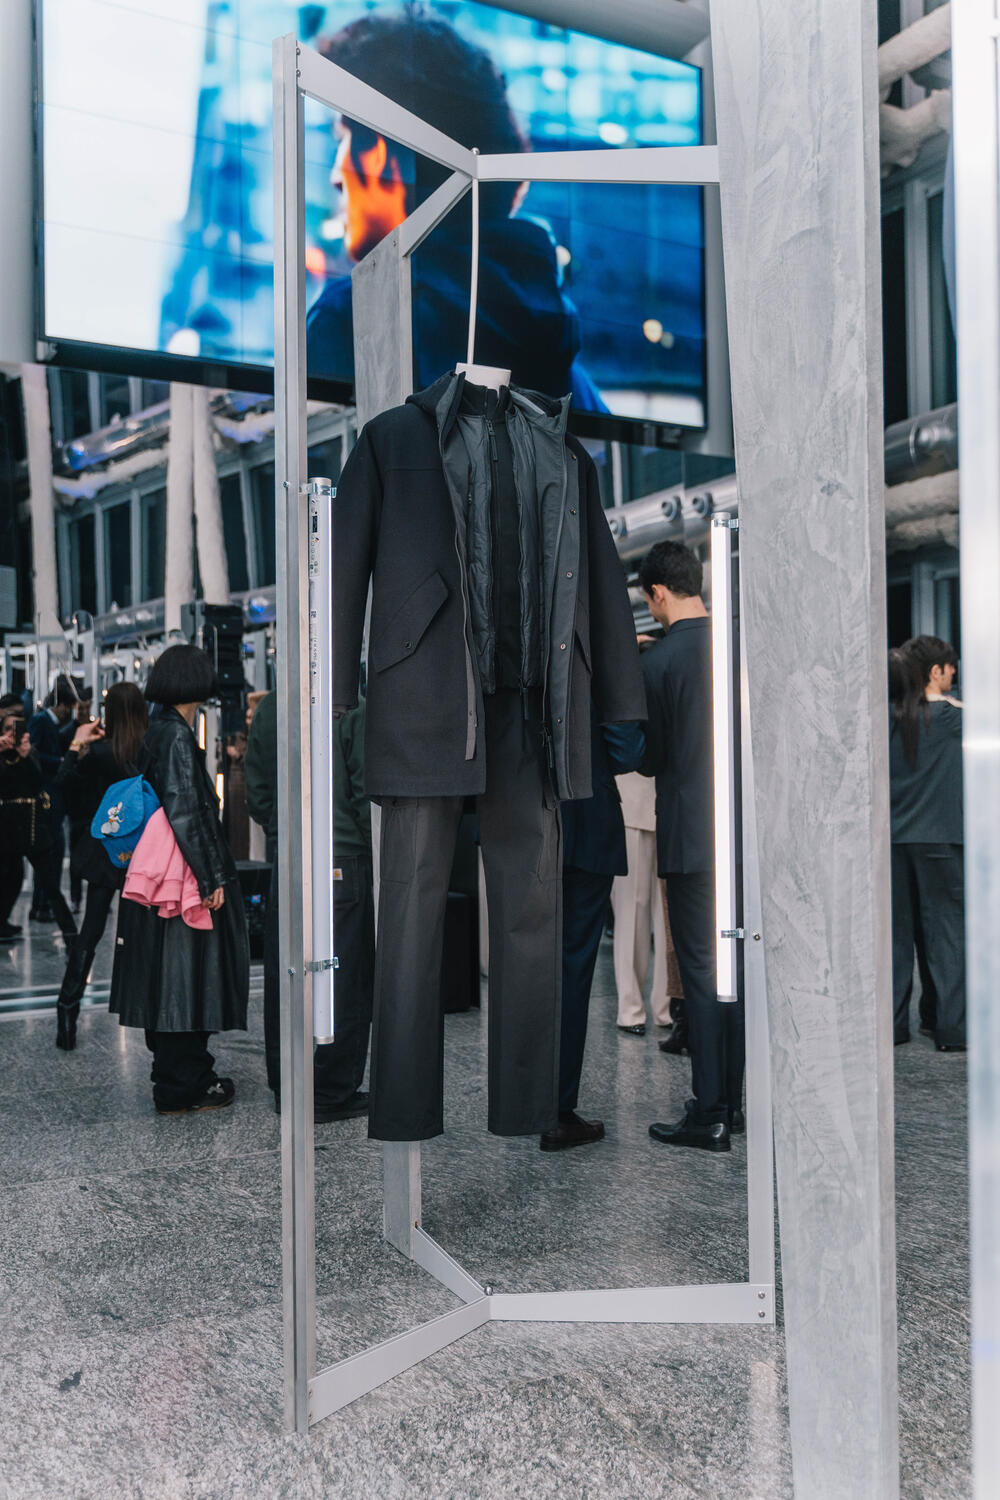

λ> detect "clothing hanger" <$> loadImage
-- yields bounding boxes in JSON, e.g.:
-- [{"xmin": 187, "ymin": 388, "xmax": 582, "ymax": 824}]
[{"xmin": 455, "ymin": 150, "xmax": 511, "ymax": 394}]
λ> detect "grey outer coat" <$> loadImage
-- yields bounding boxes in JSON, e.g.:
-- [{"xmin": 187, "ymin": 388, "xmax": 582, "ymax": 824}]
[
  {"xmin": 333, "ymin": 371, "xmax": 646, "ymax": 801},
  {"xmin": 109, "ymin": 706, "xmax": 249, "ymax": 1033}
]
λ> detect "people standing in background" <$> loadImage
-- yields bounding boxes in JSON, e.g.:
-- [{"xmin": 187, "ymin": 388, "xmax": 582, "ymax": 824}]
[
  {"xmin": 638, "ymin": 541, "xmax": 745, "ymax": 1153},
  {"xmin": 0, "ymin": 692, "xmax": 27, "ymax": 942},
  {"xmin": 54, "ymin": 683, "xmax": 149, "ymax": 1051},
  {"xmin": 0, "ymin": 707, "xmax": 77, "ymax": 942},
  {"xmin": 27, "ymin": 677, "xmax": 78, "ymax": 923},
  {"xmin": 109, "ymin": 645, "xmax": 249, "ymax": 1114},
  {"xmin": 246, "ymin": 688, "xmax": 373, "ymax": 1122},
  {"xmin": 889, "ymin": 637, "xmax": 966, "ymax": 1052},
  {"xmin": 541, "ymin": 710, "xmax": 644, "ymax": 1152},
  {"xmin": 611, "ymin": 770, "xmax": 671, "ymax": 1038}
]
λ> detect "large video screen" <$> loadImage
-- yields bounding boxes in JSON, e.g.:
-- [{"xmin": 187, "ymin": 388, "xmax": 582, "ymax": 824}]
[{"xmin": 38, "ymin": 0, "xmax": 705, "ymax": 427}]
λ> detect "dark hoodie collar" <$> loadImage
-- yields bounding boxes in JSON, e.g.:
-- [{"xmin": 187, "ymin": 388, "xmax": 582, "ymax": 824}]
[{"xmin": 407, "ymin": 370, "xmax": 570, "ymax": 443}]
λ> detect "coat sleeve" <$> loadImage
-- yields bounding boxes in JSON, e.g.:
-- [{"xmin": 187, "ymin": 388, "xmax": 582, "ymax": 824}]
[
  {"xmin": 244, "ymin": 691, "xmax": 276, "ymax": 833},
  {"xmin": 602, "ymin": 720, "xmax": 645, "ymax": 776},
  {"xmin": 55, "ymin": 748, "xmax": 88, "ymax": 817},
  {"xmin": 639, "ymin": 648, "xmax": 669, "ymax": 778},
  {"xmin": 582, "ymin": 454, "xmax": 647, "ymax": 725},
  {"xmin": 28, "ymin": 716, "xmax": 61, "ymax": 777},
  {"xmin": 333, "ymin": 425, "xmax": 382, "ymax": 714},
  {"xmin": 156, "ymin": 729, "xmax": 230, "ymax": 898}
]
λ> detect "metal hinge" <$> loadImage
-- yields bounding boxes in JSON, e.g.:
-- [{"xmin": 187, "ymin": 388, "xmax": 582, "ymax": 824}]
[
  {"xmin": 712, "ymin": 516, "xmax": 740, "ymax": 530},
  {"xmin": 305, "ymin": 957, "xmax": 339, "ymax": 973},
  {"xmin": 721, "ymin": 928, "xmax": 746, "ymax": 940}
]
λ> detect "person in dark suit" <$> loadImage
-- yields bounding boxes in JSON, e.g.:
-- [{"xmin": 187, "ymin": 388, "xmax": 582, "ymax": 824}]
[
  {"xmin": 541, "ymin": 710, "xmax": 645, "ymax": 1151},
  {"xmin": 638, "ymin": 541, "xmax": 745, "ymax": 1153},
  {"xmin": 27, "ymin": 677, "xmax": 78, "ymax": 922}
]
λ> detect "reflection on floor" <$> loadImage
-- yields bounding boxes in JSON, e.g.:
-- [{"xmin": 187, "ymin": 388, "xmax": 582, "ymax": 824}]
[{"xmin": 0, "ymin": 887, "xmax": 969, "ymax": 1499}]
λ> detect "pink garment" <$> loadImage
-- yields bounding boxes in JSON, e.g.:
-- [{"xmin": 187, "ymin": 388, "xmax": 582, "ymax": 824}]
[{"xmin": 123, "ymin": 807, "xmax": 213, "ymax": 931}]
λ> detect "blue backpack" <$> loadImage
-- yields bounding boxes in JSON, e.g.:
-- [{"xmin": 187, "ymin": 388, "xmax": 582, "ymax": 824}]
[{"xmin": 91, "ymin": 775, "xmax": 161, "ymax": 871}]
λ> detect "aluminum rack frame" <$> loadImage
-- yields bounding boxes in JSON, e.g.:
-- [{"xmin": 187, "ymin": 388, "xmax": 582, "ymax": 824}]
[{"xmin": 273, "ymin": 32, "xmax": 775, "ymax": 1433}]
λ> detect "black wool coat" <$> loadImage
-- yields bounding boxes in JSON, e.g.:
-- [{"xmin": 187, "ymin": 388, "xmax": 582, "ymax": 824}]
[
  {"xmin": 639, "ymin": 617, "xmax": 715, "ymax": 876},
  {"xmin": 109, "ymin": 707, "xmax": 249, "ymax": 1034},
  {"xmin": 333, "ymin": 372, "xmax": 646, "ymax": 802}
]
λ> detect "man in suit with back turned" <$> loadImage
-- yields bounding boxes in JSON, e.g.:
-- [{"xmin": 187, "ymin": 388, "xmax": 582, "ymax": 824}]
[{"xmin": 638, "ymin": 541, "xmax": 745, "ymax": 1153}]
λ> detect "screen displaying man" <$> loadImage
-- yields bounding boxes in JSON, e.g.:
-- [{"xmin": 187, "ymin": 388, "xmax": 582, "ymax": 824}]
[{"xmin": 306, "ymin": 10, "xmax": 606, "ymax": 408}]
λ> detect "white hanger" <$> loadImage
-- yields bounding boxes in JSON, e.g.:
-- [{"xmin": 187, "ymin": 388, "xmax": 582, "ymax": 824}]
[{"xmin": 455, "ymin": 150, "xmax": 510, "ymax": 394}]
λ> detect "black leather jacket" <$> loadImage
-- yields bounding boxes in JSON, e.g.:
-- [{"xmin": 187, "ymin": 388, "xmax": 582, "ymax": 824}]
[{"xmin": 140, "ymin": 706, "xmax": 234, "ymax": 897}]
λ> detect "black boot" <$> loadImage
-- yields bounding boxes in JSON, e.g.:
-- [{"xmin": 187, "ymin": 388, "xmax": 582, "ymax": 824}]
[
  {"xmin": 55, "ymin": 940, "xmax": 94, "ymax": 1051},
  {"xmin": 56, "ymin": 1001, "xmax": 79, "ymax": 1051}
]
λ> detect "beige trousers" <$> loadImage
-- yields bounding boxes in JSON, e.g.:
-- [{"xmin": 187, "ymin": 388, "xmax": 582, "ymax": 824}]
[{"xmin": 612, "ymin": 826, "xmax": 677, "ymax": 1027}]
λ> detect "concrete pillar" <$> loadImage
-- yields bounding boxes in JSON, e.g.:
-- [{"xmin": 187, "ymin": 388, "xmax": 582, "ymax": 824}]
[
  {"xmin": 21, "ymin": 364, "xmax": 62, "ymax": 639},
  {"xmin": 191, "ymin": 385, "xmax": 229, "ymax": 601},
  {"xmin": 164, "ymin": 382, "xmax": 195, "ymax": 634},
  {"xmin": 711, "ymin": 3, "xmax": 899, "ymax": 1496}
]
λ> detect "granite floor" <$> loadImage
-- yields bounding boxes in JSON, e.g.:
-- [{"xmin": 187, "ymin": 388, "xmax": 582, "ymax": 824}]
[{"xmin": 0, "ymin": 888, "xmax": 970, "ymax": 1499}]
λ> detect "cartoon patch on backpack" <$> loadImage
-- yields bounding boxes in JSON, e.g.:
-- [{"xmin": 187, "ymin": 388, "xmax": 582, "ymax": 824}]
[{"xmin": 101, "ymin": 802, "xmax": 124, "ymax": 837}]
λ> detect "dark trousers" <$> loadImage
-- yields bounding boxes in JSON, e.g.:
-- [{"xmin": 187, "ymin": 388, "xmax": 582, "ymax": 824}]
[
  {"xmin": 263, "ymin": 854, "xmax": 374, "ymax": 1107},
  {"xmin": 32, "ymin": 815, "xmax": 65, "ymax": 913},
  {"xmin": 372, "ymin": 687, "xmax": 561, "ymax": 1141},
  {"xmin": 58, "ymin": 883, "xmax": 116, "ymax": 1010},
  {"xmin": 10, "ymin": 849, "xmax": 76, "ymax": 937},
  {"xmin": 891, "ymin": 842, "xmax": 965, "ymax": 1046},
  {"xmin": 0, "ymin": 854, "xmax": 23, "ymax": 925},
  {"xmin": 665, "ymin": 871, "xmax": 745, "ymax": 1126},
  {"xmin": 144, "ymin": 1029, "xmax": 216, "ymax": 1109},
  {"xmin": 560, "ymin": 868, "xmax": 613, "ymax": 1115}
]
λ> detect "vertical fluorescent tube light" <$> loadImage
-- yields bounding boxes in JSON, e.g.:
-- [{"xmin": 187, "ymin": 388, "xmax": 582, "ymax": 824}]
[
  {"xmin": 307, "ymin": 478, "xmax": 336, "ymax": 1044},
  {"xmin": 711, "ymin": 514, "xmax": 738, "ymax": 1003}
]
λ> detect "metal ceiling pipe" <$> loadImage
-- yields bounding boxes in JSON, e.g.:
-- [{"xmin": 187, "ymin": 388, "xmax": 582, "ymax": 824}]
[
  {"xmin": 883, "ymin": 401, "xmax": 958, "ymax": 484},
  {"xmin": 609, "ymin": 471, "xmax": 739, "ymax": 562}
]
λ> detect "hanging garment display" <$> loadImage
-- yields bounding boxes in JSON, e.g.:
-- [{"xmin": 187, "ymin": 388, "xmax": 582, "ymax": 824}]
[{"xmin": 334, "ymin": 370, "xmax": 646, "ymax": 1141}]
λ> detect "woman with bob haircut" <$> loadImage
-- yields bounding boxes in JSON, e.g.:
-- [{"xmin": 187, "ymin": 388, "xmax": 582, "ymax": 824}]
[{"xmin": 109, "ymin": 644, "xmax": 249, "ymax": 1113}]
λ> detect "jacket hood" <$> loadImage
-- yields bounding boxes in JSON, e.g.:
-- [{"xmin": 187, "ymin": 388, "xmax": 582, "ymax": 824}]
[{"xmin": 407, "ymin": 370, "xmax": 570, "ymax": 443}]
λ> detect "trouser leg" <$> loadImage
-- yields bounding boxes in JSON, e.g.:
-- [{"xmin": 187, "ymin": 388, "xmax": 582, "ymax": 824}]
[
  {"xmin": 314, "ymin": 853, "xmax": 375, "ymax": 1107},
  {"xmin": 612, "ymin": 827, "xmax": 645, "ymax": 1026},
  {"xmin": 914, "ymin": 901, "xmax": 939, "ymax": 1031},
  {"xmin": 368, "ymin": 795, "xmax": 463, "ymax": 1140},
  {"xmin": 478, "ymin": 689, "xmax": 561, "ymax": 1136},
  {"xmin": 650, "ymin": 867, "xmax": 673, "ymax": 1027},
  {"xmin": 27, "ymin": 850, "xmax": 76, "ymax": 937},
  {"xmin": 665, "ymin": 871, "xmax": 727, "ymax": 1125},
  {"xmin": 911, "ymin": 843, "xmax": 966, "ymax": 1047},
  {"xmin": 263, "ymin": 860, "xmax": 280, "ymax": 1096},
  {"xmin": 0, "ymin": 855, "xmax": 23, "ymax": 925},
  {"xmin": 559, "ymin": 868, "xmax": 614, "ymax": 1114},
  {"xmin": 891, "ymin": 844, "xmax": 917, "ymax": 1042},
  {"xmin": 58, "ymin": 883, "xmax": 115, "ymax": 1007},
  {"xmin": 146, "ymin": 1030, "xmax": 216, "ymax": 1109}
]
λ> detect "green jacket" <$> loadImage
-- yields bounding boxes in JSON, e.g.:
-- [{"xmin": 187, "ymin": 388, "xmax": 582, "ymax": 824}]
[{"xmin": 245, "ymin": 691, "xmax": 370, "ymax": 864}]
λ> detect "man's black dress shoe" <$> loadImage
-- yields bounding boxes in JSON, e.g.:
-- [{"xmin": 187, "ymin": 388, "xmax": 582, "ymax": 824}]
[
  {"xmin": 314, "ymin": 1090, "xmax": 370, "ymax": 1123},
  {"xmin": 658, "ymin": 1026, "xmax": 689, "ymax": 1056},
  {"xmin": 649, "ymin": 1110, "xmax": 730, "ymax": 1153},
  {"xmin": 729, "ymin": 1108, "xmax": 745, "ymax": 1135},
  {"xmin": 540, "ymin": 1112, "xmax": 605, "ymax": 1152},
  {"xmin": 935, "ymin": 1041, "xmax": 967, "ymax": 1053},
  {"xmin": 617, "ymin": 1023, "xmax": 645, "ymax": 1037}
]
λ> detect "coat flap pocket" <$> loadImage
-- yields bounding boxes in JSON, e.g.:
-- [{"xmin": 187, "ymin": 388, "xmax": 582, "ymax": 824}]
[{"xmin": 373, "ymin": 570, "xmax": 449, "ymax": 672}]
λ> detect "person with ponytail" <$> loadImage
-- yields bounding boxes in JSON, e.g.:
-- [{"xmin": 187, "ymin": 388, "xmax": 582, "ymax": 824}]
[
  {"xmin": 53, "ymin": 683, "xmax": 148, "ymax": 1050},
  {"xmin": 889, "ymin": 637, "xmax": 966, "ymax": 1052}
]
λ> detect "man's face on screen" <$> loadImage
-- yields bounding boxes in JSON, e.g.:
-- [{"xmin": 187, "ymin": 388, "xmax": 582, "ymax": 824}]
[{"xmin": 332, "ymin": 125, "xmax": 408, "ymax": 261}]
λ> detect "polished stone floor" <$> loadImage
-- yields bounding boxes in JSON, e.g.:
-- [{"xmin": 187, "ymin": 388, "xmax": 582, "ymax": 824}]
[{"xmin": 0, "ymin": 888, "xmax": 969, "ymax": 1499}]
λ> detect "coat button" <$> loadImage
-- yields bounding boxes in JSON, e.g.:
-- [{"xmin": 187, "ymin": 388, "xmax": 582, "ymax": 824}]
[
  {"xmin": 559, "ymin": 642, "xmax": 566, "ymax": 650},
  {"xmin": 556, "ymin": 716, "xmax": 563, "ymax": 723},
  {"xmin": 566, "ymin": 571, "xmax": 573, "ymax": 578},
  {"xmin": 403, "ymin": 640, "xmax": 411, "ymax": 650},
  {"xmin": 569, "ymin": 507, "xmax": 577, "ymax": 515}
]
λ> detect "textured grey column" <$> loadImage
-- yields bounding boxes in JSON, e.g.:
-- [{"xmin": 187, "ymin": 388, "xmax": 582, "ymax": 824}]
[{"xmin": 712, "ymin": 4, "xmax": 899, "ymax": 1496}]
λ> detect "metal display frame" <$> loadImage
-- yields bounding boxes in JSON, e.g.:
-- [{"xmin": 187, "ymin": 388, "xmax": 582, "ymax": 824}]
[{"xmin": 273, "ymin": 33, "xmax": 775, "ymax": 1433}]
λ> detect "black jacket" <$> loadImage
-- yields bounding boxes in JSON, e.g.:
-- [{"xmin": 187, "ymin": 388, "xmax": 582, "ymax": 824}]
[
  {"xmin": 56, "ymin": 741, "xmax": 130, "ymax": 888},
  {"xmin": 109, "ymin": 707, "xmax": 249, "ymax": 1033},
  {"xmin": 0, "ymin": 750, "xmax": 53, "ymax": 853},
  {"xmin": 333, "ymin": 371, "xmax": 645, "ymax": 802},
  {"xmin": 28, "ymin": 710, "xmax": 68, "ymax": 782},
  {"xmin": 889, "ymin": 699, "xmax": 963, "ymax": 844},
  {"xmin": 562, "ymin": 717, "xmax": 645, "ymax": 876},
  {"xmin": 640, "ymin": 617, "xmax": 714, "ymax": 875}
]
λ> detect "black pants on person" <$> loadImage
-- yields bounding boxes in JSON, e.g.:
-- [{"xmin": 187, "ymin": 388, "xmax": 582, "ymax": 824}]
[
  {"xmin": 263, "ymin": 854, "xmax": 374, "ymax": 1108},
  {"xmin": 13, "ymin": 849, "xmax": 76, "ymax": 937},
  {"xmin": 665, "ymin": 870, "xmax": 745, "ymax": 1127},
  {"xmin": 0, "ymin": 854, "xmax": 23, "ymax": 926},
  {"xmin": 144, "ymin": 1029, "xmax": 216, "ymax": 1110},
  {"xmin": 559, "ymin": 868, "xmax": 613, "ymax": 1115},
  {"xmin": 372, "ymin": 687, "xmax": 561, "ymax": 1141},
  {"xmin": 57, "ymin": 883, "xmax": 116, "ymax": 1010},
  {"xmin": 891, "ymin": 842, "xmax": 965, "ymax": 1047},
  {"xmin": 32, "ymin": 815, "xmax": 65, "ymax": 915}
]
